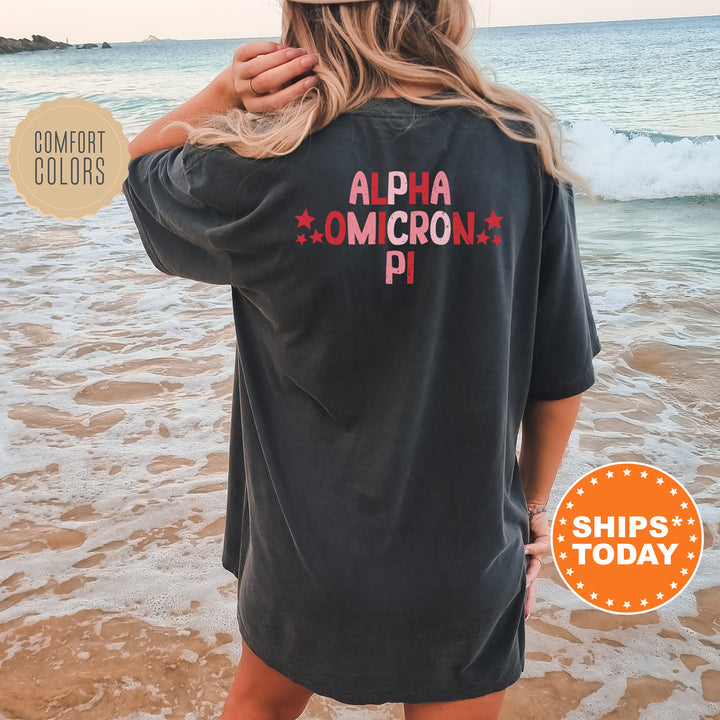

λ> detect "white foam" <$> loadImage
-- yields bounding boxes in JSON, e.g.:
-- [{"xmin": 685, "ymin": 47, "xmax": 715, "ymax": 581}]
[
  {"xmin": 592, "ymin": 285, "xmax": 638, "ymax": 312},
  {"xmin": 2, "ymin": 156, "xmax": 719, "ymax": 720},
  {"xmin": 563, "ymin": 120, "xmax": 720, "ymax": 200}
]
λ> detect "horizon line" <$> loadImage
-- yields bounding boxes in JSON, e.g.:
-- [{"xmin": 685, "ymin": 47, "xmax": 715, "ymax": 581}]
[{"xmin": 8, "ymin": 11, "xmax": 717, "ymax": 45}]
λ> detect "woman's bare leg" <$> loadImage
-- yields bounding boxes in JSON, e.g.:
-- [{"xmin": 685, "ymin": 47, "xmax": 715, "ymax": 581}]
[
  {"xmin": 403, "ymin": 689, "xmax": 506, "ymax": 720},
  {"xmin": 220, "ymin": 638, "xmax": 314, "ymax": 720}
]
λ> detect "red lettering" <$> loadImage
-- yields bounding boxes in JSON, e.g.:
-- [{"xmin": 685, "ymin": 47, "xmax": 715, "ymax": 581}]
[
  {"xmin": 453, "ymin": 212, "xmax": 475, "ymax": 245},
  {"xmin": 409, "ymin": 172, "xmax": 429, "ymax": 205},
  {"xmin": 325, "ymin": 211, "xmax": 346, "ymax": 244},
  {"xmin": 370, "ymin": 173, "xmax": 387, "ymax": 205}
]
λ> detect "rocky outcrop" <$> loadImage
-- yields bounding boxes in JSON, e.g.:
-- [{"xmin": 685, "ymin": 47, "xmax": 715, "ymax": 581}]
[
  {"xmin": 0, "ymin": 35, "xmax": 111, "ymax": 54},
  {"xmin": 0, "ymin": 35, "xmax": 70, "ymax": 54}
]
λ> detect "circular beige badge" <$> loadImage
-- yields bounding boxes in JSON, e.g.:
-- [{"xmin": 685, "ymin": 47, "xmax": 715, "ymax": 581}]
[{"xmin": 8, "ymin": 97, "xmax": 130, "ymax": 220}]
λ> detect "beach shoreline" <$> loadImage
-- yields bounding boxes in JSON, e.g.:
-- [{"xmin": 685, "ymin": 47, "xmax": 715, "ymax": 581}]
[
  {"xmin": 2, "ymin": 17, "xmax": 719, "ymax": 718},
  {"xmin": 1, "ymin": 201, "xmax": 719, "ymax": 718}
]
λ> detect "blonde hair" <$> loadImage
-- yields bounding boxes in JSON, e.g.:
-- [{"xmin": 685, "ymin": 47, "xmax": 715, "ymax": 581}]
[{"xmin": 169, "ymin": 0, "xmax": 587, "ymax": 190}]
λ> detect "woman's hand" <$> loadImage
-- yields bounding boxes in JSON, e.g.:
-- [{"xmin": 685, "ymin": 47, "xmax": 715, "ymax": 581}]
[
  {"xmin": 230, "ymin": 41, "xmax": 319, "ymax": 113},
  {"xmin": 128, "ymin": 41, "xmax": 319, "ymax": 159},
  {"xmin": 523, "ymin": 508, "xmax": 551, "ymax": 620}
]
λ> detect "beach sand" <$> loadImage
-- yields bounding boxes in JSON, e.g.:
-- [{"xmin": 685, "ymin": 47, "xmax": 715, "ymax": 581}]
[{"xmin": 2, "ymin": 211, "xmax": 719, "ymax": 720}]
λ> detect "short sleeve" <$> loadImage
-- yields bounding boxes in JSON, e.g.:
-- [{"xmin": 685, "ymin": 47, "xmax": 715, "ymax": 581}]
[
  {"xmin": 122, "ymin": 142, "xmax": 233, "ymax": 285},
  {"xmin": 527, "ymin": 179, "xmax": 601, "ymax": 401}
]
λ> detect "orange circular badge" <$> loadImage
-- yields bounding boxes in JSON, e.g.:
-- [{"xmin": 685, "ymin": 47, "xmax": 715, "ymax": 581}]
[{"xmin": 551, "ymin": 462, "xmax": 703, "ymax": 614}]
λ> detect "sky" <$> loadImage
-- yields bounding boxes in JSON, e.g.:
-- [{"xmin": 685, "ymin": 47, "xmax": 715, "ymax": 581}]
[{"xmin": 3, "ymin": 0, "xmax": 718, "ymax": 44}]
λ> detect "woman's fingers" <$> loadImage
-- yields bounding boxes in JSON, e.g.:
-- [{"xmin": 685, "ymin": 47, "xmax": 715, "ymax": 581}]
[
  {"xmin": 524, "ymin": 537, "xmax": 549, "ymax": 557},
  {"xmin": 524, "ymin": 577, "xmax": 537, "ymax": 619},
  {"xmin": 238, "ymin": 46, "xmax": 313, "ymax": 82},
  {"xmin": 523, "ymin": 510, "xmax": 551, "ymax": 620},
  {"xmin": 250, "ymin": 75, "xmax": 319, "ymax": 113},
  {"xmin": 233, "ymin": 41, "xmax": 284, "ymax": 64},
  {"xmin": 525, "ymin": 554, "xmax": 543, "ymax": 585},
  {"xmin": 524, "ymin": 512, "xmax": 551, "ymax": 558},
  {"xmin": 524, "ymin": 552, "xmax": 542, "ymax": 619},
  {"xmin": 246, "ymin": 52, "xmax": 320, "ymax": 96},
  {"xmin": 229, "ymin": 42, "xmax": 320, "ymax": 112}
]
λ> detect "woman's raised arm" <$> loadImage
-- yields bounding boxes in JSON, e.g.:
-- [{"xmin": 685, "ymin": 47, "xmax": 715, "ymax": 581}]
[{"xmin": 128, "ymin": 41, "xmax": 319, "ymax": 159}]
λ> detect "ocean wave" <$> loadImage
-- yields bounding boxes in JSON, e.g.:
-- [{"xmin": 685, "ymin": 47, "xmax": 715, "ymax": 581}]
[{"xmin": 562, "ymin": 120, "xmax": 720, "ymax": 201}]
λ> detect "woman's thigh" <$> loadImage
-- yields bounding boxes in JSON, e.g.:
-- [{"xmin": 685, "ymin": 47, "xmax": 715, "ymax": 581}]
[
  {"xmin": 221, "ymin": 638, "xmax": 314, "ymax": 720},
  {"xmin": 403, "ymin": 689, "xmax": 506, "ymax": 720}
]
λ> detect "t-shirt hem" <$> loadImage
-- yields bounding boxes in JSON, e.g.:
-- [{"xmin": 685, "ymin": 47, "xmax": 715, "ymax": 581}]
[
  {"xmin": 527, "ymin": 372, "xmax": 596, "ymax": 401},
  {"xmin": 237, "ymin": 610, "xmax": 523, "ymax": 704},
  {"xmin": 222, "ymin": 553, "xmax": 239, "ymax": 579}
]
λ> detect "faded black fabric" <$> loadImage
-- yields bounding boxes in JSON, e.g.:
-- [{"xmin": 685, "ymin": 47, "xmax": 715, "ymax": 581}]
[{"xmin": 122, "ymin": 96, "xmax": 601, "ymax": 704}]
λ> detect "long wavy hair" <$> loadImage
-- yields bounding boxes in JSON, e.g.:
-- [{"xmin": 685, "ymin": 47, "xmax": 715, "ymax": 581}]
[{"xmin": 169, "ymin": 0, "xmax": 586, "ymax": 189}]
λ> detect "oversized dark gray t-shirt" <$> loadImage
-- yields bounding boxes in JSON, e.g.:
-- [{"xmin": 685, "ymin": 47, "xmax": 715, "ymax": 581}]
[{"xmin": 122, "ymin": 97, "xmax": 601, "ymax": 705}]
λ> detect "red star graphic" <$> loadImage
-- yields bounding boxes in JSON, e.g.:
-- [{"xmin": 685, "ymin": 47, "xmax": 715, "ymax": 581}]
[
  {"xmin": 295, "ymin": 209, "xmax": 315, "ymax": 229},
  {"xmin": 492, "ymin": 235, "xmax": 502, "ymax": 246},
  {"xmin": 296, "ymin": 234, "xmax": 308, "ymax": 245},
  {"xmin": 485, "ymin": 210, "xmax": 503, "ymax": 230},
  {"xmin": 476, "ymin": 231, "xmax": 489, "ymax": 245},
  {"xmin": 310, "ymin": 229, "xmax": 323, "ymax": 244}
]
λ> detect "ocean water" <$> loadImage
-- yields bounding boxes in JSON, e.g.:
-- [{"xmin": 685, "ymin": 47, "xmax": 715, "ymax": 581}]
[{"xmin": 1, "ymin": 15, "xmax": 719, "ymax": 720}]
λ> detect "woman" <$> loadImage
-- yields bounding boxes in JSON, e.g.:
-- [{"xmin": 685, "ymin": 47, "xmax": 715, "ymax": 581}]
[{"xmin": 122, "ymin": 0, "xmax": 601, "ymax": 718}]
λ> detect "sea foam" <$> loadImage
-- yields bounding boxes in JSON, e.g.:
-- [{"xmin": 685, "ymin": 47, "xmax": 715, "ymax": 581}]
[{"xmin": 563, "ymin": 120, "xmax": 720, "ymax": 201}]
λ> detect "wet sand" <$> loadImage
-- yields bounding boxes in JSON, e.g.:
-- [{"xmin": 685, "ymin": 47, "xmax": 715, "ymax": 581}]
[{"xmin": 2, "ymin": 210, "xmax": 720, "ymax": 719}]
